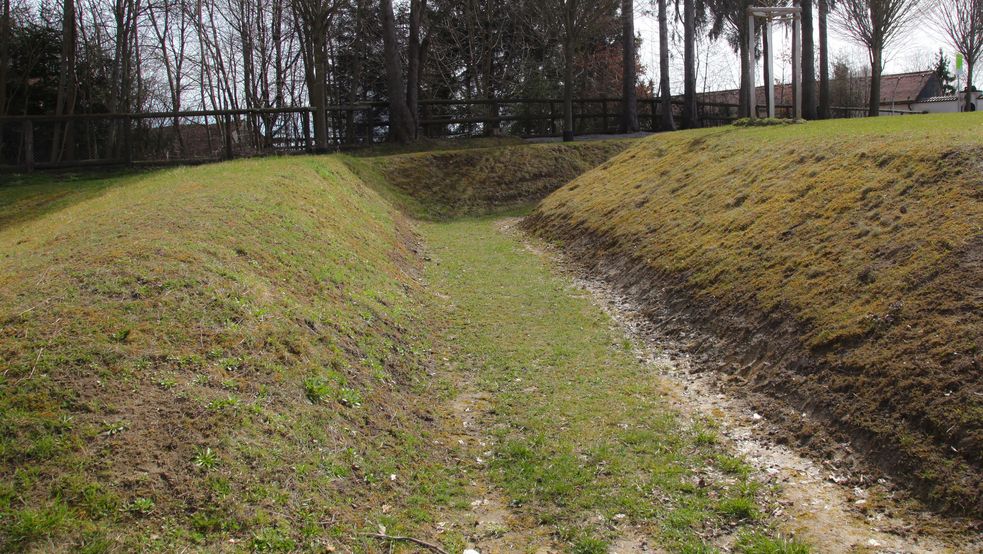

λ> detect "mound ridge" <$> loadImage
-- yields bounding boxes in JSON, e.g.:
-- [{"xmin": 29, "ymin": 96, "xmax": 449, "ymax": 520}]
[
  {"xmin": 0, "ymin": 158, "xmax": 460, "ymax": 551},
  {"xmin": 526, "ymin": 114, "xmax": 983, "ymax": 515}
]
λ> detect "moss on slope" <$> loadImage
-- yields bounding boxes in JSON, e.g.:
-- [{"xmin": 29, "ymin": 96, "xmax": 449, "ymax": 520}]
[
  {"xmin": 351, "ymin": 140, "xmax": 632, "ymax": 219},
  {"xmin": 527, "ymin": 113, "xmax": 983, "ymax": 515},
  {"xmin": 0, "ymin": 158, "xmax": 465, "ymax": 551}
]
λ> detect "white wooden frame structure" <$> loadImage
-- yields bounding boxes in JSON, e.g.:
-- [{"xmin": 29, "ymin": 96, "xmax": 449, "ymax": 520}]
[{"xmin": 746, "ymin": 4, "xmax": 802, "ymax": 119}]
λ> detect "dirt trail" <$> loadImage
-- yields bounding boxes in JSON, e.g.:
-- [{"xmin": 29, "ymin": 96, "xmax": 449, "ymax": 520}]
[{"xmin": 498, "ymin": 217, "xmax": 981, "ymax": 554}]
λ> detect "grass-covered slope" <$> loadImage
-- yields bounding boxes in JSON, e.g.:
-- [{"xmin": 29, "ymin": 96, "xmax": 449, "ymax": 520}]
[
  {"xmin": 349, "ymin": 140, "xmax": 631, "ymax": 219},
  {"xmin": 0, "ymin": 159, "xmax": 465, "ymax": 552},
  {"xmin": 526, "ymin": 114, "xmax": 983, "ymax": 515}
]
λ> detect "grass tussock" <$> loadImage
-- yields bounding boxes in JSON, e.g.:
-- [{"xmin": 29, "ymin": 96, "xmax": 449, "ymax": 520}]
[
  {"xmin": 0, "ymin": 158, "xmax": 468, "ymax": 552},
  {"xmin": 527, "ymin": 113, "xmax": 983, "ymax": 515},
  {"xmin": 349, "ymin": 140, "xmax": 632, "ymax": 220}
]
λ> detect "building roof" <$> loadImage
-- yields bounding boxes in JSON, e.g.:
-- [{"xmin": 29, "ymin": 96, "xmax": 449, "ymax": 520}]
[
  {"xmin": 916, "ymin": 93, "xmax": 983, "ymax": 103},
  {"xmin": 694, "ymin": 70, "xmax": 938, "ymax": 107}
]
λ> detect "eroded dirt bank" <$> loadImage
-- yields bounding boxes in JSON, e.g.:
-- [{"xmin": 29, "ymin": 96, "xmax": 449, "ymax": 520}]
[{"xmin": 502, "ymin": 218, "xmax": 982, "ymax": 553}]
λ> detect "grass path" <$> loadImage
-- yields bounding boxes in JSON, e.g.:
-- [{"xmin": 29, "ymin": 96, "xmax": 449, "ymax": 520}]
[{"xmin": 422, "ymin": 216, "xmax": 803, "ymax": 553}]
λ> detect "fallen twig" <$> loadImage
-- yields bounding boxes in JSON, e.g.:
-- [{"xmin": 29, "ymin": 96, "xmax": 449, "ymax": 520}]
[{"xmin": 359, "ymin": 532, "xmax": 449, "ymax": 554}]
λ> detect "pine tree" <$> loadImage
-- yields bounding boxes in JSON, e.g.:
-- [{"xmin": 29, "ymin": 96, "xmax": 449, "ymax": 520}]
[{"xmin": 932, "ymin": 49, "xmax": 958, "ymax": 95}]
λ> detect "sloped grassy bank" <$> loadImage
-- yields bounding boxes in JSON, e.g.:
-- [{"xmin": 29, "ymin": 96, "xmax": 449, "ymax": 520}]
[
  {"xmin": 349, "ymin": 140, "xmax": 631, "ymax": 220},
  {"xmin": 525, "ymin": 114, "xmax": 983, "ymax": 515},
  {"xmin": 0, "ymin": 159, "xmax": 469, "ymax": 551}
]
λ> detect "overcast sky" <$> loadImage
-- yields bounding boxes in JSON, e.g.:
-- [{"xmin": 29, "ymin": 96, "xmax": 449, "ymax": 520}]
[{"xmin": 633, "ymin": 7, "xmax": 962, "ymax": 94}]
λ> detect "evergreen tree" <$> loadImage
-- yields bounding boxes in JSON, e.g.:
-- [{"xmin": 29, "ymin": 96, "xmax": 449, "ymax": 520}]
[{"xmin": 932, "ymin": 49, "xmax": 958, "ymax": 95}]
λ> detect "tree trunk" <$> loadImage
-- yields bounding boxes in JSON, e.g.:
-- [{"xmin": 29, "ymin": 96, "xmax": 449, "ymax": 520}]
[
  {"xmin": 381, "ymin": 0, "xmax": 415, "ymax": 143},
  {"xmin": 406, "ymin": 0, "xmax": 426, "ymax": 135},
  {"xmin": 312, "ymin": 38, "xmax": 330, "ymax": 150},
  {"xmin": 346, "ymin": 0, "xmax": 365, "ymax": 144},
  {"xmin": 762, "ymin": 25, "xmax": 771, "ymax": 114},
  {"xmin": 818, "ymin": 0, "xmax": 830, "ymax": 118},
  {"xmin": 738, "ymin": 18, "xmax": 751, "ymax": 118},
  {"xmin": 682, "ymin": 0, "xmax": 698, "ymax": 128},
  {"xmin": 869, "ymin": 46, "xmax": 882, "ymax": 117},
  {"xmin": 562, "ymin": 11, "xmax": 575, "ymax": 142},
  {"xmin": 658, "ymin": 0, "xmax": 675, "ymax": 130},
  {"xmin": 0, "ymin": 0, "xmax": 9, "ymax": 116},
  {"xmin": 966, "ymin": 56, "xmax": 975, "ymax": 112},
  {"xmin": 621, "ymin": 0, "xmax": 639, "ymax": 132},
  {"xmin": 51, "ymin": 0, "xmax": 77, "ymax": 163},
  {"xmin": 801, "ymin": 0, "xmax": 817, "ymax": 119},
  {"xmin": 0, "ymin": 0, "xmax": 9, "ymax": 158},
  {"xmin": 482, "ymin": 46, "xmax": 499, "ymax": 136}
]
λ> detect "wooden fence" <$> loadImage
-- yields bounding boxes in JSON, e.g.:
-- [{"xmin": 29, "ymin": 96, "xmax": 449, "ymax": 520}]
[{"xmin": 0, "ymin": 97, "xmax": 923, "ymax": 172}]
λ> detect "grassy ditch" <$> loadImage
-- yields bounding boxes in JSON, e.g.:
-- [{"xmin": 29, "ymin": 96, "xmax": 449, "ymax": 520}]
[
  {"xmin": 349, "ymin": 140, "xmax": 632, "ymax": 220},
  {"xmin": 422, "ymin": 216, "xmax": 806, "ymax": 552},
  {"xmin": 527, "ymin": 113, "xmax": 983, "ymax": 515}
]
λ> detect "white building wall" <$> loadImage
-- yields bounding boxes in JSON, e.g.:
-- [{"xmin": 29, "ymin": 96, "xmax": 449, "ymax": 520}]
[{"xmin": 911, "ymin": 95, "xmax": 983, "ymax": 113}]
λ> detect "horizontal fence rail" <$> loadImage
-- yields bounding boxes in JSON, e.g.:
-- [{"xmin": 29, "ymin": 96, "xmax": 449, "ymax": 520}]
[{"xmin": 0, "ymin": 98, "xmax": 925, "ymax": 172}]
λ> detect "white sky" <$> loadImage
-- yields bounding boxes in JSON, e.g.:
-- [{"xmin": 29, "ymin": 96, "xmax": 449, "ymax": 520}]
[{"xmin": 634, "ymin": 6, "xmax": 963, "ymax": 94}]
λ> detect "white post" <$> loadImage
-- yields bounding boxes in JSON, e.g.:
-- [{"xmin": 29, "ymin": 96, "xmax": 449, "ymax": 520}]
[
  {"xmin": 792, "ymin": 5, "xmax": 802, "ymax": 119},
  {"xmin": 747, "ymin": 13, "xmax": 756, "ymax": 119},
  {"xmin": 765, "ymin": 18, "xmax": 774, "ymax": 118}
]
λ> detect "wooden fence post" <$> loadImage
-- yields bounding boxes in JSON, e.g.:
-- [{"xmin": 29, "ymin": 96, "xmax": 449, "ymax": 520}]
[
  {"xmin": 601, "ymin": 98, "xmax": 608, "ymax": 133},
  {"xmin": 548, "ymin": 101, "xmax": 556, "ymax": 136},
  {"xmin": 302, "ymin": 111, "xmax": 311, "ymax": 151},
  {"xmin": 123, "ymin": 115, "xmax": 133, "ymax": 164},
  {"xmin": 22, "ymin": 120, "xmax": 33, "ymax": 172},
  {"xmin": 224, "ymin": 113, "xmax": 234, "ymax": 160}
]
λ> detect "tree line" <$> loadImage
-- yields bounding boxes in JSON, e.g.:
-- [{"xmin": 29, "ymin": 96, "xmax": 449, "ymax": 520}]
[{"xmin": 0, "ymin": 0, "xmax": 980, "ymax": 155}]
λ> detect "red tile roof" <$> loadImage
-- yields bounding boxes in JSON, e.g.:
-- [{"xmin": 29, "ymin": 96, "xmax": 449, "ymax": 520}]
[{"xmin": 694, "ymin": 71, "xmax": 938, "ymax": 107}]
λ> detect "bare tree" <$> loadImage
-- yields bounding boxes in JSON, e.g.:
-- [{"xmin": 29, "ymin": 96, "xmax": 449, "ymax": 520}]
[
  {"xmin": 291, "ymin": 0, "xmax": 342, "ymax": 149},
  {"xmin": 406, "ymin": 0, "xmax": 427, "ymax": 134},
  {"xmin": 834, "ymin": 0, "xmax": 922, "ymax": 116},
  {"xmin": 0, "ymin": 0, "xmax": 9, "ymax": 116},
  {"xmin": 537, "ymin": 0, "xmax": 620, "ymax": 141},
  {"xmin": 381, "ymin": 0, "xmax": 416, "ymax": 143},
  {"xmin": 933, "ymin": 0, "xmax": 982, "ymax": 110},
  {"xmin": 818, "ymin": 0, "xmax": 834, "ymax": 117},
  {"xmin": 621, "ymin": 0, "xmax": 639, "ymax": 132},
  {"xmin": 802, "ymin": 0, "xmax": 817, "ymax": 118},
  {"xmin": 708, "ymin": 0, "xmax": 753, "ymax": 117},
  {"xmin": 147, "ymin": 0, "xmax": 191, "ymax": 152},
  {"xmin": 0, "ymin": 0, "xmax": 9, "ymax": 160},
  {"xmin": 657, "ymin": 0, "xmax": 676, "ymax": 129},
  {"xmin": 682, "ymin": 0, "xmax": 698, "ymax": 127}
]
